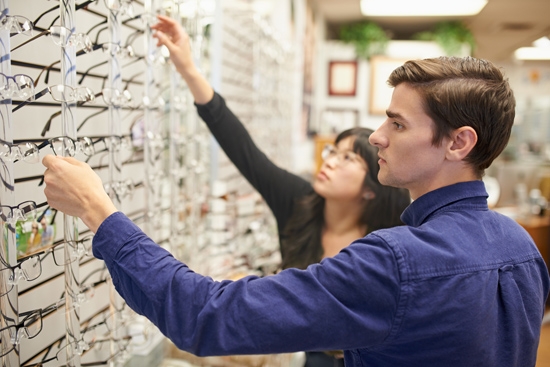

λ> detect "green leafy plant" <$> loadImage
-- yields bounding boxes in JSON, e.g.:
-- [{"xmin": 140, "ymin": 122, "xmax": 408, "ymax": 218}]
[
  {"xmin": 339, "ymin": 21, "xmax": 389, "ymax": 60},
  {"xmin": 413, "ymin": 21, "xmax": 476, "ymax": 56}
]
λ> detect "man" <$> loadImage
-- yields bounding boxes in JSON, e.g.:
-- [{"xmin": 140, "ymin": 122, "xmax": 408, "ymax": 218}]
[{"xmin": 41, "ymin": 56, "xmax": 549, "ymax": 366}]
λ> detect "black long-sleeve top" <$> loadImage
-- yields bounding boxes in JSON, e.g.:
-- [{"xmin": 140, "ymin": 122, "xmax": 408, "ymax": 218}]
[{"xmin": 195, "ymin": 93, "xmax": 312, "ymax": 250}]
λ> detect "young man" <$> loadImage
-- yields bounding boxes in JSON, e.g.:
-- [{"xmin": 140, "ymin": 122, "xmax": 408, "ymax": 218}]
[{"xmin": 42, "ymin": 56, "xmax": 549, "ymax": 366}]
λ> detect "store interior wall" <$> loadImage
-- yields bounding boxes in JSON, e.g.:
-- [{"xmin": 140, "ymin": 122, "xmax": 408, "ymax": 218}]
[{"xmin": 304, "ymin": 3, "xmax": 550, "ymax": 209}]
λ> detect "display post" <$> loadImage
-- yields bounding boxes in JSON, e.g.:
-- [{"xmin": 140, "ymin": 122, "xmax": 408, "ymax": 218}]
[
  {"xmin": 59, "ymin": 1, "xmax": 81, "ymax": 366},
  {"xmin": 0, "ymin": 1, "xmax": 19, "ymax": 365},
  {"xmin": 106, "ymin": 4, "xmax": 125, "ymax": 366},
  {"xmin": 169, "ymin": 1, "xmax": 185, "ymax": 258}
]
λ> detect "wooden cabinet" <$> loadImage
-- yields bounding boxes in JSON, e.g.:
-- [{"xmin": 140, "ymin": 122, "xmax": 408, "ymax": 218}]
[
  {"xmin": 516, "ymin": 215, "xmax": 550, "ymax": 268},
  {"xmin": 314, "ymin": 135, "xmax": 335, "ymax": 174}
]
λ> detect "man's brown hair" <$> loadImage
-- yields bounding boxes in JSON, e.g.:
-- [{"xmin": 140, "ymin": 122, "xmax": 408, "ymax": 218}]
[{"xmin": 388, "ymin": 56, "xmax": 515, "ymax": 177}]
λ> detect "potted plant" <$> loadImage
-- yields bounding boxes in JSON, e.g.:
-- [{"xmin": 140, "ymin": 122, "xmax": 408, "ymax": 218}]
[
  {"xmin": 413, "ymin": 21, "xmax": 476, "ymax": 56},
  {"xmin": 339, "ymin": 21, "xmax": 390, "ymax": 60}
]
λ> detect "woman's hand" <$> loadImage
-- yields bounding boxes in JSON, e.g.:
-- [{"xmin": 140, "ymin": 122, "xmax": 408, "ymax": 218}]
[
  {"xmin": 151, "ymin": 14, "xmax": 195, "ymax": 78},
  {"xmin": 42, "ymin": 155, "xmax": 117, "ymax": 233},
  {"xmin": 151, "ymin": 15, "xmax": 214, "ymax": 104}
]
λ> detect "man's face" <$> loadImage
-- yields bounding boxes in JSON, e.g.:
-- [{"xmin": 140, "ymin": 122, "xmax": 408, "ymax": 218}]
[{"xmin": 369, "ymin": 83, "xmax": 450, "ymax": 199}]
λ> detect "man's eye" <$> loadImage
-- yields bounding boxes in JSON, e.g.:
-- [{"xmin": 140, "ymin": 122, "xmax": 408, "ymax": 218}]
[{"xmin": 393, "ymin": 122, "xmax": 403, "ymax": 129}]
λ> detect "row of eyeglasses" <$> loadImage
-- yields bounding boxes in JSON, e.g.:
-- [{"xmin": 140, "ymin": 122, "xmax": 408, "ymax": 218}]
[
  {"xmin": 0, "ymin": 73, "xmax": 168, "ymax": 112},
  {"xmin": 0, "ymin": 135, "xmax": 135, "ymax": 164}
]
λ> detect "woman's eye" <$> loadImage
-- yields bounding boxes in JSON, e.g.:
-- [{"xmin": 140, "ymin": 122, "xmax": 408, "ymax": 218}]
[{"xmin": 343, "ymin": 153, "xmax": 353, "ymax": 161}]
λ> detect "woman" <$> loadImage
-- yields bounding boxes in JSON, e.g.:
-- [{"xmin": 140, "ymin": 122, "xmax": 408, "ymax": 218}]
[{"xmin": 152, "ymin": 15, "xmax": 410, "ymax": 367}]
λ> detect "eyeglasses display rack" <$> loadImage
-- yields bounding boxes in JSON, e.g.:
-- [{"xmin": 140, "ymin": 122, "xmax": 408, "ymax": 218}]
[
  {"xmin": 0, "ymin": 0, "xmax": 186, "ymax": 365},
  {"xmin": 188, "ymin": 1, "xmax": 294, "ymax": 281},
  {"xmin": 0, "ymin": 0, "xmax": 295, "ymax": 366}
]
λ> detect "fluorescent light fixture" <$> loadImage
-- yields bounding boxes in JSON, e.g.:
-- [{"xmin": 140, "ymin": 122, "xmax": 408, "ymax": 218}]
[
  {"xmin": 360, "ymin": 0, "xmax": 488, "ymax": 17},
  {"xmin": 514, "ymin": 37, "xmax": 550, "ymax": 60},
  {"xmin": 533, "ymin": 36, "xmax": 550, "ymax": 48}
]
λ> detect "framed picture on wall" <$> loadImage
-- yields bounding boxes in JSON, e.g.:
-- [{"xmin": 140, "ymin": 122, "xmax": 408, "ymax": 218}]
[
  {"xmin": 320, "ymin": 108, "xmax": 359, "ymax": 134},
  {"xmin": 328, "ymin": 61, "xmax": 358, "ymax": 96},
  {"xmin": 369, "ymin": 56, "xmax": 408, "ymax": 115}
]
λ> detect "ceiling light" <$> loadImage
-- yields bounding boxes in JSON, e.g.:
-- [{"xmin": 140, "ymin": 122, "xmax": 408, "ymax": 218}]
[
  {"xmin": 533, "ymin": 36, "xmax": 550, "ymax": 48},
  {"xmin": 514, "ymin": 37, "xmax": 550, "ymax": 60},
  {"xmin": 360, "ymin": 0, "xmax": 488, "ymax": 17}
]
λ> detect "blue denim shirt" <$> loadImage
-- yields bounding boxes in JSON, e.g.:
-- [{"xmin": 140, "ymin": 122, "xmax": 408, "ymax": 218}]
[{"xmin": 93, "ymin": 181, "xmax": 549, "ymax": 366}]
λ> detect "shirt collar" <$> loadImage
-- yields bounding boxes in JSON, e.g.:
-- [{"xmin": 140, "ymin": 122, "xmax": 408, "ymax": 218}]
[{"xmin": 401, "ymin": 181, "xmax": 489, "ymax": 227}]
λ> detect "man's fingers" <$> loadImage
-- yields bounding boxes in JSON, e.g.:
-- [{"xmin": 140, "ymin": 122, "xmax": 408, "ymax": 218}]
[{"xmin": 42, "ymin": 154, "xmax": 84, "ymax": 169}]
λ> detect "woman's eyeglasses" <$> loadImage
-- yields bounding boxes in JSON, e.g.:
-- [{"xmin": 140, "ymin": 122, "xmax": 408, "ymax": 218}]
[{"xmin": 321, "ymin": 144, "xmax": 367, "ymax": 169}]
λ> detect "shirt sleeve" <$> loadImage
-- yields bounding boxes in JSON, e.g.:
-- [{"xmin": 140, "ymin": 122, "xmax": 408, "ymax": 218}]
[
  {"xmin": 93, "ymin": 212, "xmax": 401, "ymax": 356},
  {"xmin": 195, "ymin": 93, "xmax": 312, "ymax": 229}
]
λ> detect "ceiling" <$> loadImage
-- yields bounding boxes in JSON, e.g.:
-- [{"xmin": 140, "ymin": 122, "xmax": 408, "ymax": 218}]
[{"xmin": 312, "ymin": 0, "xmax": 550, "ymax": 62}]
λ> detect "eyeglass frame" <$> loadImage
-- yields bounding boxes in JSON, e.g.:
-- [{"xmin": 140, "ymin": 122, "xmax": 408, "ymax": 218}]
[
  {"xmin": 0, "ymin": 13, "xmax": 33, "ymax": 36},
  {"xmin": 39, "ymin": 136, "xmax": 95, "ymax": 158},
  {"xmin": 0, "ymin": 72, "xmax": 35, "ymax": 100},
  {"xmin": 0, "ymin": 295, "xmax": 74, "ymax": 358},
  {"xmin": 3, "ymin": 136, "xmax": 95, "ymax": 164},
  {"xmin": 11, "ymin": 25, "xmax": 93, "ymax": 54},
  {"xmin": 0, "ymin": 252, "xmax": 43, "ymax": 298},
  {"xmin": 36, "ymin": 234, "xmax": 94, "ymax": 268},
  {"xmin": 32, "ymin": 0, "xmax": 100, "ymax": 30},
  {"xmin": 0, "ymin": 199, "xmax": 45, "ymax": 225},
  {"xmin": 12, "ymin": 84, "xmax": 95, "ymax": 113},
  {"xmin": 0, "ymin": 140, "xmax": 47, "ymax": 164},
  {"xmin": 321, "ymin": 144, "xmax": 367, "ymax": 169}
]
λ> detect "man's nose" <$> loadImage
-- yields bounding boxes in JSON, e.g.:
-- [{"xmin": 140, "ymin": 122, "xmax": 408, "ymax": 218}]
[{"xmin": 369, "ymin": 128, "xmax": 384, "ymax": 148}]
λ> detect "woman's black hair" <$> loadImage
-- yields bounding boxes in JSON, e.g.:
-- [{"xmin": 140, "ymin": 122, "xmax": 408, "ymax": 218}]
[{"xmin": 280, "ymin": 127, "xmax": 410, "ymax": 270}]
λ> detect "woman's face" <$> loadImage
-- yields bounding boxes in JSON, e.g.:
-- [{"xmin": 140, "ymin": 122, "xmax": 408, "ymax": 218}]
[{"xmin": 313, "ymin": 136, "xmax": 368, "ymax": 201}]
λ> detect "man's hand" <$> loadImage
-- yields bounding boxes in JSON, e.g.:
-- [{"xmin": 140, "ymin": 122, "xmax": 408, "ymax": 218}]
[{"xmin": 42, "ymin": 155, "xmax": 117, "ymax": 233}]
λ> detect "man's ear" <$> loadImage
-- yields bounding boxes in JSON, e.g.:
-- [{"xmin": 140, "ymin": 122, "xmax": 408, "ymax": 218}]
[{"xmin": 446, "ymin": 126, "xmax": 477, "ymax": 161}]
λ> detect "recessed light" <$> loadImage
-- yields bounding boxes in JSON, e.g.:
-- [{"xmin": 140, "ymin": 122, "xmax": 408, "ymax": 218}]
[
  {"xmin": 360, "ymin": 0, "xmax": 488, "ymax": 17},
  {"xmin": 514, "ymin": 37, "xmax": 550, "ymax": 60}
]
